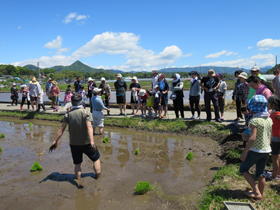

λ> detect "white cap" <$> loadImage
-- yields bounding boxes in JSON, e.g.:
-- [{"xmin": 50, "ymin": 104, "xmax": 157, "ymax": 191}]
[
  {"xmin": 117, "ymin": 73, "xmax": 122, "ymax": 78},
  {"xmin": 88, "ymin": 77, "xmax": 94, "ymax": 81},
  {"xmin": 101, "ymin": 77, "xmax": 105, "ymax": 81},
  {"xmin": 139, "ymin": 89, "xmax": 146, "ymax": 96},
  {"xmin": 154, "ymin": 85, "xmax": 159, "ymax": 89},
  {"xmin": 251, "ymin": 66, "xmax": 260, "ymax": 71},
  {"xmin": 93, "ymin": 88, "xmax": 102, "ymax": 93},
  {"xmin": 13, "ymin": 83, "xmax": 16, "ymax": 86}
]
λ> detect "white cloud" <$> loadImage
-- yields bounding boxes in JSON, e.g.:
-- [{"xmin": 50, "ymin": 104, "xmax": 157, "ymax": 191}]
[
  {"xmin": 226, "ymin": 51, "xmax": 238, "ymax": 56},
  {"xmin": 183, "ymin": 53, "xmax": 192, "ymax": 57},
  {"xmin": 11, "ymin": 32, "xmax": 183, "ymax": 71},
  {"xmin": 57, "ymin": 48, "xmax": 71, "ymax": 55},
  {"xmin": 18, "ymin": 26, "xmax": 21, "ymax": 30},
  {"xmin": 257, "ymin": 38, "xmax": 280, "ymax": 50},
  {"xmin": 201, "ymin": 53, "xmax": 275, "ymax": 68},
  {"xmin": 44, "ymin": 36, "xmax": 62, "ymax": 49},
  {"xmin": 205, "ymin": 50, "xmax": 227, "ymax": 58},
  {"xmin": 183, "ymin": 65, "xmax": 189, "ymax": 67},
  {"xmin": 63, "ymin": 12, "xmax": 89, "ymax": 24},
  {"xmin": 248, "ymin": 46, "xmax": 252, "ymax": 49},
  {"xmin": 2, "ymin": 42, "xmax": 5, "ymax": 45}
]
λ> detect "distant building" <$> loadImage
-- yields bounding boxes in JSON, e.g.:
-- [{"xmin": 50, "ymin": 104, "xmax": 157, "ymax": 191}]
[{"xmin": 261, "ymin": 74, "xmax": 275, "ymax": 81}]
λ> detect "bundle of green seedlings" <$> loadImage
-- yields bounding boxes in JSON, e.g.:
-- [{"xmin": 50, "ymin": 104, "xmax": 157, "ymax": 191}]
[
  {"xmin": 186, "ymin": 152, "xmax": 194, "ymax": 161},
  {"xmin": 29, "ymin": 123, "xmax": 33, "ymax": 126},
  {"xmin": 134, "ymin": 149, "xmax": 139, "ymax": 155},
  {"xmin": 0, "ymin": 134, "xmax": 5, "ymax": 138},
  {"xmin": 135, "ymin": 181, "xmax": 150, "ymax": 195},
  {"xmin": 103, "ymin": 137, "xmax": 109, "ymax": 143},
  {"xmin": 0, "ymin": 147, "xmax": 2, "ymax": 152},
  {"xmin": 30, "ymin": 161, "xmax": 43, "ymax": 172}
]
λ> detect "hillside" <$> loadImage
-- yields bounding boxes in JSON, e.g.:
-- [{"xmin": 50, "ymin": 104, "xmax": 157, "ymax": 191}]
[{"xmin": 23, "ymin": 64, "xmax": 37, "ymax": 70}]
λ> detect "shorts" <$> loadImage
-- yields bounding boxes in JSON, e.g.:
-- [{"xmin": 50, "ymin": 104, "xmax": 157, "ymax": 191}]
[
  {"xmin": 31, "ymin": 96, "xmax": 37, "ymax": 102},
  {"xmin": 92, "ymin": 111, "xmax": 104, "ymax": 127},
  {"xmin": 161, "ymin": 94, "xmax": 168, "ymax": 106},
  {"xmin": 117, "ymin": 95, "xmax": 126, "ymax": 104},
  {"xmin": 70, "ymin": 144, "xmax": 100, "ymax": 165},
  {"xmin": 130, "ymin": 95, "xmax": 138, "ymax": 104},
  {"xmin": 239, "ymin": 151, "xmax": 269, "ymax": 178},
  {"xmin": 243, "ymin": 127, "xmax": 251, "ymax": 136},
  {"xmin": 271, "ymin": 141, "xmax": 280, "ymax": 155},
  {"xmin": 140, "ymin": 100, "xmax": 146, "ymax": 105},
  {"xmin": 153, "ymin": 103, "xmax": 161, "ymax": 110}
]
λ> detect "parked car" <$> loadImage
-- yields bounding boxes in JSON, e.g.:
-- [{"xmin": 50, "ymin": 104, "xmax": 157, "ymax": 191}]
[{"xmin": 0, "ymin": 84, "xmax": 7, "ymax": 88}]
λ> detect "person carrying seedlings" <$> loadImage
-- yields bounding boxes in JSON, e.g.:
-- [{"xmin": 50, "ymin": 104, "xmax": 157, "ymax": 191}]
[
  {"xmin": 158, "ymin": 73, "xmax": 169, "ymax": 118},
  {"xmin": 146, "ymin": 90, "xmax": 153, "ymax": 118},
  {"xmin": 189, "ymin": 71, "xmax": 201, "ymax": 120},
  {"xmin": 239, "ymin": 94, "xmax": 272, "ymax": 200},
  {"xmin": 216, "ymin": 73, "xmax": 227, "ymax": 121},
  {"xmin": 64, "ymin": 88, "xmax": 73, "ymax": 112},
  {"xmin": 200, "ymin": 69, "xmax": 221, "ymax": 122},
  {"xmin": 114, "ymin": 74, "xmax": 127, "ymax": 115},
  {"xmin": 19, "ymin": 84, "xmax": 30, "ymax": 110},
  {"xmin": 268, "ymin": 96, "xmax": 280, "ymax": 180},
  {"xmin": 241, "ymin": 105, "xmax": 253, "ymax": 147},
  {"xmin": 153, "ymin": 85, "xmax": 162, "ymax": 118},
  {"xmin": 10, "ymin": 83, "xmax": 18, "ymax": 106},
  {"xmin": 138, "ymin": 89, "xmax": 148, "ymax": 116},
  {"xmin": 98, "ymin": 77, "xmax": 111, "ymax": 115},
  {"xmin": 91, "ymin": 88, "xmax": 110, "ymax": 135},
  {"xmin": 49, "ymin": 92, "xmax": 101, "ymax": 182},
  {"xmin": 36, "ymin": 84, "xmax": 46, "ymax": 112},
  {"xmin": 130, "ymin": 76, "xmax": 141, "ymax": 115},
  {"xmin": 171, "ymin": 73, "xmax": 184, "ymax": 119},
  {"xmin": 50, "ymin": 80, "xmax": 60, "ymax": 112}
]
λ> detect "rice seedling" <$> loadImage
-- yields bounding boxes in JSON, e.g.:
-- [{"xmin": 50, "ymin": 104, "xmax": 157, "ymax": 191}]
[
  {"xmin": 135, "ymin": 181, "xmax": 150, "ymax": 195},
  {"xmin": 0, "ymin": 134, "xmax": 5, "ymax": 138},
  {"xmin": 134, "ymin": 149, "xmax": 139, "ymax": 155},
  {"xmin": 186, "ymin": 152, "xmax": 194, "ymax": 161},
  {"xmin": 30, "ymin": 161, "xmax": 43, "ymax": 172},
  {"xmin": 103, "ymin": 137, "xmax": 109, "ymax": 143}
]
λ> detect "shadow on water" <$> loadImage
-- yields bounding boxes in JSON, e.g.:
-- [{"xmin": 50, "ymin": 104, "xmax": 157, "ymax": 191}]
[{"xmin": 39, "ymin": 172, "xmax": 96, "ymax": 189}]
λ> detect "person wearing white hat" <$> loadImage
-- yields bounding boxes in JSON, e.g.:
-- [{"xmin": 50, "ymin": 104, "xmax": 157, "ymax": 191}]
[
  {"xmin": 87, "ymin": 77, "xmax": 96, "ymax": 113},
  {"xmin": 247, "ymin": 66, "xmax": 267, "ymax": 100},
  {"xmin": 114, "ymin": 74, "xmax": 127, "ymax": 115},
  {"xmin": 29, "ymin": 77, "xmax": 42, "ymax": 111},
  {"xmin": 19, "ymin": 84, "xmax": 31, "ymax": 110},
  {"xmin": 10, "ymin": 83, "xmax": 18, "ymax": 106},
  {"xmin": 98, "ymin": 77, "xmax": 111, "ymax": 115},
  {"xmin": 238, "ymin": 72, "xmax": 250, "ymax": 101},
  {"xmin": 130, "ymin": 76, "xmax": 141, "ymax": 115},
  {"xmin": 91, "ymin": 88, "xmax": 110, "ymax": 135}
]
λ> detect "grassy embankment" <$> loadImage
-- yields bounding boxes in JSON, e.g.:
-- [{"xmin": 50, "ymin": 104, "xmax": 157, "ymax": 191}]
[
  {"xmin": 1, "ymin": 110, "xmax": 279, "ymax": 209},
  {"xmin": 0, "ymin": 80, "xmax": 236, "ymax": 92}
]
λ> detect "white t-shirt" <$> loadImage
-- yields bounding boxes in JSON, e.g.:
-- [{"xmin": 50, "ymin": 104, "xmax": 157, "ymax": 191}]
[
  {"xmin": 152, "ymin": 75, "xmax": 159, "ymax": 93},
  {"xmin": 218, "ymin": 81, "xmax": 227, "ymax": 93}
]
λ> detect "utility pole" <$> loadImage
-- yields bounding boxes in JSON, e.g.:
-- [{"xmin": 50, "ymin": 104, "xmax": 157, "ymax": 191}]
[
  {"xmin": 276, "ymin": 55, "xmax": 277, "ymax": 66},
  {"xmin": 37, "ymin": 62, "xmax": 41, "ymax": 83},
  {"xmin": 200, "ymin": 65, "xmax": 201, "ymax": 74}
]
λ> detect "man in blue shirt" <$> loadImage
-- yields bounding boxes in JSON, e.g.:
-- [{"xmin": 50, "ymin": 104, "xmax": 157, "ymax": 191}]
[
  {"xmin": 91, "ymin": 88, "xmax": 110, "ymax": 135},
  {"xmin": 74, "ymin": 76, "xmax": 82, "ymax": 93}
]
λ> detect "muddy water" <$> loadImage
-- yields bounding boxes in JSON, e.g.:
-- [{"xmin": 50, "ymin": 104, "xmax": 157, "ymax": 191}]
[{"xmin": 0, "ymin": 118, "xmax": 223, "ymax": 210}]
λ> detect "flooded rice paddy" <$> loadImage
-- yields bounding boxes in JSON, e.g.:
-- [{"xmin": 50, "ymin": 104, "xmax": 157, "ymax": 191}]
[{"xmin": 0, "ymin": 118, "xmax": 223, "ymax": 209}]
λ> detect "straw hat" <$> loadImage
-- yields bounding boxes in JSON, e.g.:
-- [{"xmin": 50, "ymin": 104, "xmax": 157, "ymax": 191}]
[
  {"xmin": 238, "ymin": 72, "xmax": 248, "ymax": 80},
  {"xmin": 30, "ymin": 77, "xmax": 39, "ymax": 84},
  {"xmin": 208, "ymin": 69, "xmax": 216, "ymax": 77},
  {"xmin": 117, "ymin": 73, "xmax": 122, "ymax": 78},
  {"xmin": 52, "ymin": 80, "xmax": 57, "ymax": 85}
]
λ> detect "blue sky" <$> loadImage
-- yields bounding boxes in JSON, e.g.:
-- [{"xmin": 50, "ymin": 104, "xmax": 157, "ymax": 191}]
[{"xmin": 1, "ymin": 0, "xmax": 280, "ymax": 71}]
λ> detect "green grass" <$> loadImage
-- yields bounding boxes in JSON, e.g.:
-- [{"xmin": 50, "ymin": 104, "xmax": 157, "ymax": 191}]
[
  {"xmin": 134, "ymin": 149, "xmax": 139, "ymax": 155},
  {"xmin": 135, "ymin": 181, "xmax": 150, "ymax": 195},
  {"xmin": 103, "ymin": 137, "xmax": 109, "ymax": 143},
  {"xmin": 0, "ymin": 111, "xmax": 63, "ymax": 121},
  {"xmin": 30, "ymin": 161, "xmax": 43, "ymax": 172},
  {"xmin": 186, "ymin": 152, "xmax": 194, "ymax": 161},
  {"xmin": 0, "ymin": 147, "xmax": 2, "ymax": 151},
  {"xmin": 226, "ymin": 149, "xmax": 242, "ymax": 159},
  {"xmin": 0, "ymin": 134, "xmax": 5, "ymax": 138}
]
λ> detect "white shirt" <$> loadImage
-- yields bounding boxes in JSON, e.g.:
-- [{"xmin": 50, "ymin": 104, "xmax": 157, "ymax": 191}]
[{"xmin": 152, "ymin": 75, "xmax": 159, "ymax": 93}]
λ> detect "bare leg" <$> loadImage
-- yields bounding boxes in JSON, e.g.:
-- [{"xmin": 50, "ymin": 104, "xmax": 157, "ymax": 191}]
[
  {"xmin": 99, "ymin": 127, "xmax": 103, "ymax": 135},
  {"xmin": 92, "ymin": 127, "xmax": 96, "ymax": 134},
  {"xmin": 118, "ymin": 104, "xmax": 122, "ymax": 113},
  {"xmin": 93, "ymin": 159, "xmax": 101, "ymax": 178},
  {"xmin": 75, "ymin": 164, "xmax": 82, "ymax": 180},
  {"xmin": 242, "ymin": 172, "xmax": 262, "ymax": 198},
  {"xmin": 136, "ymin": 103, "xmax": 139, "ymax": 113},
  {"xmin": 258, "ymin": 176, "xmax": 266, "ymax": 196},
  {"xmin": 131, "ymin": 104, "xmax": 135, "ymax": 113},
  {"xmin": 272, "ymin": 155, "xmax": 280, "ymax": 178},
  {"xmin": 123, "ymin": 104, "xmax": 126, "ymax": 114}
]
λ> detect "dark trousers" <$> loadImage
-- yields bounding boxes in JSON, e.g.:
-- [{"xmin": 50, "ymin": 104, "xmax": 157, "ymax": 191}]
[
  {"xmin": 218, "ymin": 97, "xmax": 225, "ymax": 114},
  {"xmin": 11, "ymin": 99, "xmax": 18, "ymax": 105},
  {"xmin": 173, "ymin": 97, "xmax": 184, "ymax": 118},
  {"xmin": 104, "ymin": 97, "xmax": 110, "ymax": 114},
  {"xmin": 37, "ymin": 104, "xmax": 46, "ymax": 111},
  {"xmin": 204, "ymin": 92, "xmax": 220, "ymax": 121},
  {"xmin": 189, "ymin": 96, "xmax": 200, "ymax": 116},
  {"xmin": 21, "ymin": 97, "xmax": 30, "ymax": 106},
  {"xmin": 236, "ymin": 98, "xmax": 244, "ymax": 118},
  {"xmin": 89, "ymin": 97, "xmax": 92, "ymax": 113}
]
